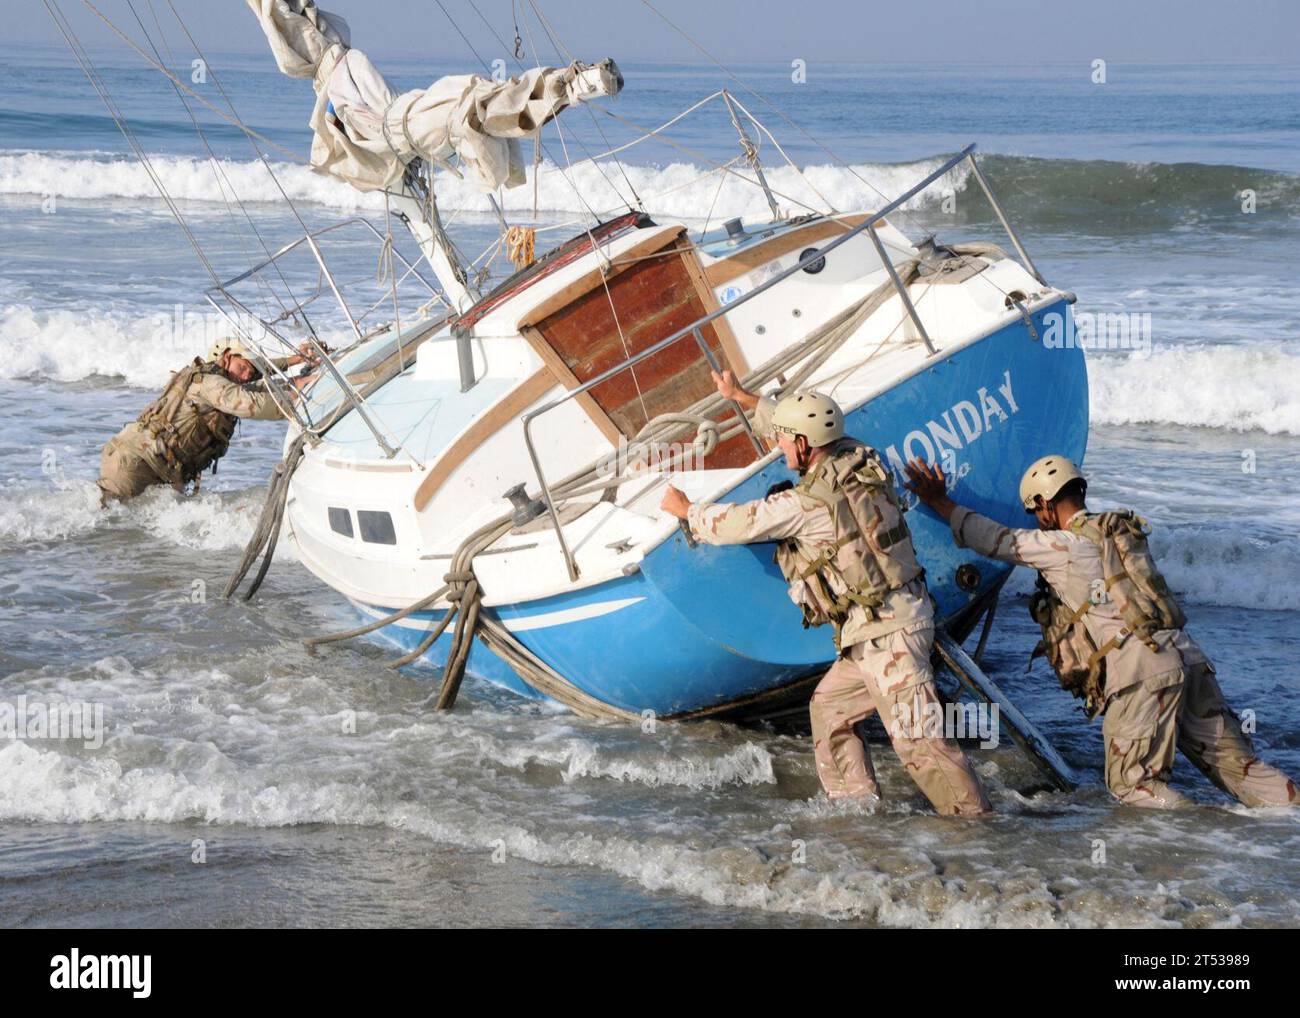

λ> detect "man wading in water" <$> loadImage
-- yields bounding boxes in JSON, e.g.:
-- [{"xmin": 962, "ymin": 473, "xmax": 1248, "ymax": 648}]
[
  {"xmin": 97, "ymin": 338, "xmax": 320, "ymax": 505},
  {"xmin": 905, "ymin": 454, "xmax": 1297, "ymax": 808},
  {"xmin": 660, "ymin": 370, "xmax": 989, "ymax": 815}
]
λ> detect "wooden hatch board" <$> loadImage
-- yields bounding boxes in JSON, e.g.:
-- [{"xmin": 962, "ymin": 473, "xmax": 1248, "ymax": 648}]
[
  {"xmin": 525, "ymin": 229, "xmax": 758, "ymax": 469},
  {"xmin": 413, "ymin": 225, "xmax": 775, "ymax": 511}
]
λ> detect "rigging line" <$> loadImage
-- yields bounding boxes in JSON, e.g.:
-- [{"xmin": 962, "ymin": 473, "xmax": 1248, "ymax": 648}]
[
  {"xmin": 163, "ymin": 1, "xmax": 377, "ymax": 378},
  {"xmin": 92, "ymin": 0, "xmax": 345, "ymax": 411},
  {"xmin": 528, "ymin": 89, "xmax": 726, "ymax": 174},
  {"xmin": 511, "ymin": 0, "xmax": 631, "ymax": 218},
  {"xmin": 140, "ymin": 1, "xmax": 266, "ymax": 298},
  {"xmin": 381, "ymin": 193, "xmax": 406, "ymax": 370},
  {"xmin": 75, "ymin": 0, "xmax": 303, "ymax": 162},
  {"xmin": 468, "ymin": 0, "xmax": 636, "ymax": 212},
  {"xmin": 470, "ymin": 235, "xmax": 504, "ymax": 270},
  {"xmin": 597, "ymin": 105, "xmax": 830, "ymax": 218},
  {"xmin": 433, "ymin": 0, "xmax": 620, "ymax": 229},
  {"xmin": 531, "ymin": 157, "xmax": 740, "ymax": 236},
  {"xmin": 92, "ymin": 0, "xmax": 325, "ymax": 348},
  {"xmin": 698, "ymin": 162, "xmax": 729, "ymax": 242},
  {"xmin": 161, "ymin": 4, "xmax": 322, "ymax": 257},
  {"xmin": 45, "ymin": 2, "xmax": 222, "ymax": 288},
  {"xmin": 521, "ymin": 0, "xmax": 642, "ymax": 210},
  {"xmin": 636, "ymin": 0, "xmax": 935, "ymax": 237},
  {"xmin": 139, "ymin": 4, "xmax": 279, "ymax": 326},
  {"xmin": 433, "ymin": 0, "xmax": 493, "ymax": 69},
  {"xmin": 51, "ymin": 2, "xmax": 307, "ymax": 431},
  {"xmin": 525, "ymin": 0, "xmax": 574, "ymax": 63},
  {"xmin": 157, "ymin": 0, "xmax": 351, "ymax": 415},
  {"xmin": 724, "ymin": 93, "xmax": 838, "ymax": 213},
  {"xmin": 514, "ymin": 3, "xmax": 650, "ymax": 426},
  {"xmin": 408, "ymin": 160, "xmax": 477, "ymax": 276},
  {"xmin": 509, "ymin": 10, "xmax": 615, "ymax": 233},
  {"xmin": 515, "ymin": 0, "xmax": 650, "ymax": 423},
  {"xmin": 137, "ymin": 0, "xmax": 293, "ymax": 329}
]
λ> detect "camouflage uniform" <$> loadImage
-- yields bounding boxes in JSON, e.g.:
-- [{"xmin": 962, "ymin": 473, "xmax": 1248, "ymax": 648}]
[
  {"xmin": 951, "ymin": 506, "xmax": 1297, "ymax": 808},
  {"xmin": 685, "ymin": 400, "xmax": 989, "ymax": 815},
  {"xmin": 98, "ymin": 359, "xmax": 291, "ymax": 503}
]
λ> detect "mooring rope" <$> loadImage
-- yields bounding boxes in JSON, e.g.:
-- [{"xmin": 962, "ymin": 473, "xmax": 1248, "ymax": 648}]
[{"xmin": 222, "ymin": 432, "xmax": 309, "ymax": 601}]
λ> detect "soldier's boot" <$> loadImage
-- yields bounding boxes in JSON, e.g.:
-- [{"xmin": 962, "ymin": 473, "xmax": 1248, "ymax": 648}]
[
  {"xmin": 1177, "ymin": 662, "xmax": 1298, "ymax": 807},
  {"xmin": 810, "ymin": 657, "xmax": 880, "ymax": 800},
  {"xmin": 1103, "ymin": 679, "xmax": 1192, "ymax": 808}
]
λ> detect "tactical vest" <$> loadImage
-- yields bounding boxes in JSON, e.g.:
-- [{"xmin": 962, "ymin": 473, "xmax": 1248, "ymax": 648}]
[
  {"xmin": 774, "ymin": 439, "xmax": 922, "ymax": 647},
  {"xmin": 136, "ymin": 359, "xmax": 238, "ymax": 489},
  {"xmin": 1028, "ymin": 576, "xmax": 1106, "ymax": 716},
  {"xmin": 1028, "ymin": 510, "xmax": 1186, "ymax": 716}
]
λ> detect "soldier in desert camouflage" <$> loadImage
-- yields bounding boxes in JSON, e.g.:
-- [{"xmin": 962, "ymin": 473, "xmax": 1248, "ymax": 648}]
[
  {"xmin": 660, "ymin": 371, "xmax": 989, "ymax": 816},
  {"xmin": 98, "ymin": 337, "xmax": 318, "ymax": 504},
  {"xmin": 905, "ymin": 454, "xmax": 1296, "ymax": 808}
]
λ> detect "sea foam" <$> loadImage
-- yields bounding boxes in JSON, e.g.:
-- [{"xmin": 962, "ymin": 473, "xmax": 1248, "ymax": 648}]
[{"xmin": 0, "ymin": 148, "xmax": 966, "ymax": 221}]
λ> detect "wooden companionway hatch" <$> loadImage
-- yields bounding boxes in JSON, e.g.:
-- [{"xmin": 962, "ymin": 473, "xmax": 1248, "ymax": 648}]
[{"xmin": 518, "ymin": 224, "xmax": 761, "ymax": 470}]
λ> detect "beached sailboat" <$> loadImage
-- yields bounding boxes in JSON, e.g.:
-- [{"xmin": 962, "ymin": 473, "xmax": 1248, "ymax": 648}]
[
  {"xmin": 234, "ymin": 1, "xmax": 1086, "ymax": 727},
  {"xmin": 55, "ymin": 3, "xmax": 1085, "ymax": 766}
]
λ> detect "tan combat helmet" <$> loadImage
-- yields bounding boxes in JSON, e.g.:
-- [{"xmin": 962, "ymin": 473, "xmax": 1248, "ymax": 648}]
[
  {"xmin": 771, "ymin": 391, "xmax": 845, "ymax": 447},
  {"xmin": 1019, "ymin": 454, "xmax": 1086, "ymax": 512},
  {"xmin": 207, "ymin": 336, "xmax": 250, "ymax": 363}
]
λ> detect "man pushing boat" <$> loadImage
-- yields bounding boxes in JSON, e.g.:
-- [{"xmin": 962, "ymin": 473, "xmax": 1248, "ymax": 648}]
[
  {"xmin": 660, "ymin": 371, "xmax": 990, "ymax": 816},
  {"xmin": 904, "ymin": 454, "xmax": 1297, "ymax": 808},
  {"xmin": 97, "ymin": 338, "xmax": 318, "ymax": 505}
]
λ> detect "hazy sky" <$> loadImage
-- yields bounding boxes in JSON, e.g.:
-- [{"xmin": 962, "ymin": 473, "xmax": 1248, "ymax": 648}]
[{"xmin": 18, "ymin": 0, "xmax": 1300, "ymax": 63}]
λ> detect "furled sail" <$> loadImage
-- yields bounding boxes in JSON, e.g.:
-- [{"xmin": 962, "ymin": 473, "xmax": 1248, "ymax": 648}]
[{"xmin": 245, "ymin": 0, "xmax": 623, "ymax": 192}]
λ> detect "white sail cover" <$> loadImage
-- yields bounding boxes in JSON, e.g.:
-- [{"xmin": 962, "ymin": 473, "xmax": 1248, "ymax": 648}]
[{"xmin": 246, "ymin": 0, "xmax": 622, "ymax": 192}]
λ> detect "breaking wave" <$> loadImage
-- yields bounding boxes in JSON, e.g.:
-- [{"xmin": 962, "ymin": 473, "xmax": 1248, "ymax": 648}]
[
  {"xmin": 0, "ymin": 303, "xmax": 213, "ymax": 388},
  {"xmin": 1086, "ymin": 345, "xmax": 1300, "ymax": 436},
  {"xmin": 0, "ymin": 681, "xmax": 1283, "ymax": 928},
  {"xmin": 0, "ymin": 303, "xmax": 349, "ymax": 390},
  {"xmin": 0, "ymin": 480, "xmax": 276, "ymax": 554},
  {"xmin": 3, "ymin": 148, "xmax": 1297, "ymax": 229},
  {"xmin": 974, "ymin": 154, "xmax": 1300, "ymax": 229},
  {"xmin": 0, "ymin": 147, "xmax": 966, "ymax": 220},
  {"xmin": 449, "ymin": 727, "xmax": 776, "ymax": 789}
]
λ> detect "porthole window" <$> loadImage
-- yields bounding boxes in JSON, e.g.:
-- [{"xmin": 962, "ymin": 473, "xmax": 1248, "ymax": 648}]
[
  {"xmin": 357, "ymin": 510, "xmax": 397, "ymax": 545},
  {"xmin": 328, "ymin": 507, "xmax": 353, "ymax": 538},
  {"xmin": 799, "ymin": 247, "xmax": 826, "ymax": 274}
]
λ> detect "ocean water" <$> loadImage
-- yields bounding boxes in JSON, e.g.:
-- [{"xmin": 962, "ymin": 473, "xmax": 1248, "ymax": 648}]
[{"xmin": 2, "ymin": 35, "xmax": 1299, "ymax": 928}]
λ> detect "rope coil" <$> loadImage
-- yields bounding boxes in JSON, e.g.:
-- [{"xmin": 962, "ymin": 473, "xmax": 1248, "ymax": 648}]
[{"xmin": 505, "ymin": 225, "xmax": 536, "ymax": 269}]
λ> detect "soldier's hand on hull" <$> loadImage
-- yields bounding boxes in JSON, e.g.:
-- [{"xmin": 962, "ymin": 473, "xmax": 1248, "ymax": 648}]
[{"xmin": 903, "ymin": 459, "xmax": 957, "ymax": 521}]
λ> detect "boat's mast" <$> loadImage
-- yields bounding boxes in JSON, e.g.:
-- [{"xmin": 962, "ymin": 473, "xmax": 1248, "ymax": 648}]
[{"xmin": 389, "ymin": 161, "xmax": 481, "ymax": 314}]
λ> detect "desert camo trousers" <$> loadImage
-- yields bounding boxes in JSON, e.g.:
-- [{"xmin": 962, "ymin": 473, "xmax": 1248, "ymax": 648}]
[
  {"xmin": 97, "ymin": 433, "xmax": 165, "ymax": 503},
  {"xmin": 809, "ymin": 622, "xmax": 990, "ymax": 816},
  {"xmin": 1103, "ymin": 661, "xmax": 1298, "ymax": 808}
]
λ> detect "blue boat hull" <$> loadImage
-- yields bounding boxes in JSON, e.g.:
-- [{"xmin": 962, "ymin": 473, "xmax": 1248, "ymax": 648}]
[{"xmin": 364, "ymin": 298, "xmax": 1088, "ymax": 717}]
